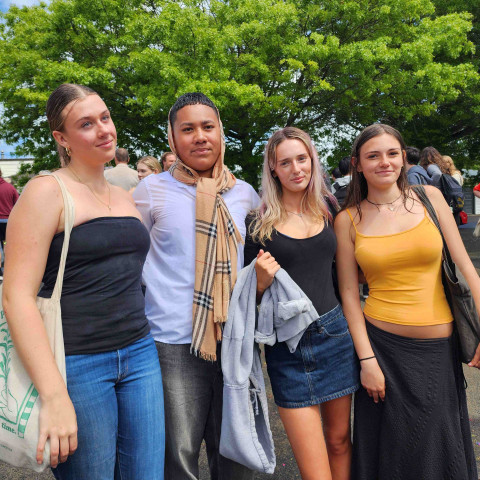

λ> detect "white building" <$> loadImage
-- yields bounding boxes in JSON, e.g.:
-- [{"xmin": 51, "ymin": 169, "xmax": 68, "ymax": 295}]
[{"xmin": 0, "ymin": 151, "xmax": 34, "ymax": 179}]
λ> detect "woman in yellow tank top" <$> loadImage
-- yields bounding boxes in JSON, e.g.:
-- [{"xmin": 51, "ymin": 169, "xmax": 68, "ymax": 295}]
[{"xmin": 334, "ymin": 124, "xmax": 480, "ymax": 480}]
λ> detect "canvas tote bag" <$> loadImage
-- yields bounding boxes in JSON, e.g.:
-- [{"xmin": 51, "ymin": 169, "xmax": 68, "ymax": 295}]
[{"xmin": 0, "ymin": 173, "xmax": 74, "ymax": 471}]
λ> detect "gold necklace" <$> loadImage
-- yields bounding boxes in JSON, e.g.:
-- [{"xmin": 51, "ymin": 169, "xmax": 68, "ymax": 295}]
[{"xmin": 69, "ymin": 166, "xmax": 112, "ymax": 213}]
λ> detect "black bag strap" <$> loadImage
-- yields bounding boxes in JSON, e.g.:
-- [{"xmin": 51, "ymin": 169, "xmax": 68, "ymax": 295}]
[{"xmin": 412, "ymin": 185, "xmax": 457, "ymax": 281}]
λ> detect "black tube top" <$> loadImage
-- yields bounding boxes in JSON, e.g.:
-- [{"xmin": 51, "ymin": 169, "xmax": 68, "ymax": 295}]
[
  {"xmin": 244, "ymin": 218, "xmax": 339, "ymax": 316},
  {"xmin": 38, "ymin": 216, "xmax": 151, "ymax": 355}
]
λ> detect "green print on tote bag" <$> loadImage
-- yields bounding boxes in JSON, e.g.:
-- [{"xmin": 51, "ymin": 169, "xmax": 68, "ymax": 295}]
[
  {"xmin": 0, "ymin": 174, "xmax": 74, "ymax": 472},
  {"xmin": 0, "ymin": 315, "xmax": 39, "ymax": 438}
]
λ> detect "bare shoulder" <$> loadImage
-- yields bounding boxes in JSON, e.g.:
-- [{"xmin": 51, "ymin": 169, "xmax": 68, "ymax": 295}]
[
  {"xmin": 21, "ymin": 175, "xmax": 62, "ymax": 206},
  {"xmin": 423, "ymin": 185, "xmax": 447, "ymax": 209},
  {"xmin": 423, "ymin": 184, "xmax": 443, "ymax": 199},
  {"xmin": 334, "ymin": 209, "xmax": 354, "ymax": 233},
  {"xmin": 8, "ymin": 175, "xmax": 63, "ymax": 236}
]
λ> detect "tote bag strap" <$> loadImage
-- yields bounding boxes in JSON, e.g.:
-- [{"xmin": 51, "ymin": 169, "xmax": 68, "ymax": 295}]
[
  {"xmin": 412, "ymin": 185, "xmax": 457, "ymax": 279},
  {"xmin": 39, "ymin": 173, "xmax": 75, "ymax": 300}
]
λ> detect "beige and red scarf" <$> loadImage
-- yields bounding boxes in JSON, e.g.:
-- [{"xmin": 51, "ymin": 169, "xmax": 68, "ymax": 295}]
[{"xmin": 167, "ymin": 112, "xmax": 242, "ymax": 361}]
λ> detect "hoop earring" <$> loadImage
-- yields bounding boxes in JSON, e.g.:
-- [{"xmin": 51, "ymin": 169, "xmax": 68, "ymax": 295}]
[{"xmin": 65, "ymin": 146, "xmax": 71, "ymax": 157}]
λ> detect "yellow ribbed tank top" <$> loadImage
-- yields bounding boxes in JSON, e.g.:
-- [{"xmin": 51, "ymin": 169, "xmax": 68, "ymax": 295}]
[{"xmin": 346, "ymin": 209, "xmax": 453, "ymax": 326}]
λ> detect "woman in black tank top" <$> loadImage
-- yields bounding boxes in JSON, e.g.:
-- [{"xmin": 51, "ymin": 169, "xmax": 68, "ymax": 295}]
[
  {"xmin": 3, "ymin": 84, "xmax": 164, "ymax": 479},
  {"xmin": 245, "ymin": 127, "xmax": 359, "ymax": 480}
]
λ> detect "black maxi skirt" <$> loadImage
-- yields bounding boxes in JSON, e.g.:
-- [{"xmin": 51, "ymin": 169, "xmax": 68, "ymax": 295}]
[{"xmin": 352, "ymin": 322, "xmax": 477, "ymax": 480}]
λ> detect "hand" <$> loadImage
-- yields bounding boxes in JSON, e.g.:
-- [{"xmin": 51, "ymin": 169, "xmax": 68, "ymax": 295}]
[
  {"xmin": 360, "ymin": 358, "xmax": 385, "ymax": 403},
  {"xmin": 468, "ymin": 342, "xmax": 480, "ymax": 369},
  {"xmin": 255, "ymin": 249, "xmax": 280, "ymax": 296},
  {"xmin": 37, "ymin": 391, "xmax": 78, "ymax": 467}
]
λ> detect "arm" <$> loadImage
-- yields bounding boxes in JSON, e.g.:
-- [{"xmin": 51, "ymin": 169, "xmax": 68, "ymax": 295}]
[
  {"xmin": 426, "ymin": 186, "xmax": 480, "ymax": 368},
  {"xmin": 427, "ymin": 164, "xmax": 442, "ymax": 187},
  {"xmin": 255, "ymin": 249, "xmax": 280, "ymax": 302},
  {"xmin": 132, "ymin": 177, "xmax": 153, "ymax": 231},
  {"xmin": 243, "ymin": 215, "xmax": 280, "ymax": 301},
  {"xmin": 334, "ymin": 211, "xmax": 385, "ymax": 402},
  {"xmin": 2, "ymin": 176, "xmax": 77, "ymax": 466}
]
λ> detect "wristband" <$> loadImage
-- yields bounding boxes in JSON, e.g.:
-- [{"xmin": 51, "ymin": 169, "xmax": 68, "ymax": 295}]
[{"xmin": 359, "ymin": 355, "xmax": 376, "ymax": 362}]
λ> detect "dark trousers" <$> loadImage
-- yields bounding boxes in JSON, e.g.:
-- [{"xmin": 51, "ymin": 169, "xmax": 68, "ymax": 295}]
[
  {"xmin": 156, "ymin": 342, "xmax": 255, "ymax": 480},
  {"xmin": 0, "ymin": 221, "xmax": 6, "ymax": 247}
]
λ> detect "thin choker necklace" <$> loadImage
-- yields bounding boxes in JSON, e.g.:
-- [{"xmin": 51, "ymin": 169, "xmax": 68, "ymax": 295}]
[
  {"xmin": 69, "ymin": 166, "xmax": 112, "ymax": 213},
  {"xmin": 287, "ymin": 210, "xmax": 303, "ymax": 218},
  {"xmin": 366, "ymin": 193, "xmax": 402, "ymax": 212}
]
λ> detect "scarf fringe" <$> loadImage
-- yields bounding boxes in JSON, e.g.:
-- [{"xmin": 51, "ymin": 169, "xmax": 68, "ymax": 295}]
[
  {"xmin": 197, "ymin": 349, "xmax": 218, "ymax": 363},
  {"xmin": 215, "ymin": 314, "xmax": 228, "ymax": 324}
]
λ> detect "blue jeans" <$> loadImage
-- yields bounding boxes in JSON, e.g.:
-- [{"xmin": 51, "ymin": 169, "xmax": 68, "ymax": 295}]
[{"xmin": 53, "ymin": 334, "xmax": 165, "ymax": 480}]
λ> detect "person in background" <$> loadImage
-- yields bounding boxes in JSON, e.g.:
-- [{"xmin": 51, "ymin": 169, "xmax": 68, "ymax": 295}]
[
  {"xmin": 405, "ymin": 146, "xmax": 431, "ymax": 185},
  {"xmin": 335, "ymin": 124, "xmax": 479, "ymax": 480},
  {"xmin": 443, "ymin": 155, "xmax": 464, "ymax": 186},
  {"xmin": 160, "ymin": 151, "xmax": 176, "ymax": 171},
  {"xmin": 134, "ymin": 92, "xmax": 259, "ymax": 480},
  {"xmin": 245, "ymin": 127, "xmax": 359, "ymax": 480},
  {"xmin": 332, "ymin": 157, "xmax": 351, "ymax": 206},
  {"xmin": 473, "ymin": 184, "xmax": 480, "ymax": 237},
  {"xmin": 137, "ymin": 156, "xmax": 161, "ymax": 181},
  {"xmin": 474, "ymin": 183, "xmax": 480, "ymax": 199},
  {"xmin": 419, "ymin": 146, "xmax": 444, "ymax": 187},
  {"xmin": 104, "ymin": 147, "xmax": 139, "ymax": 191},
  {"xmin": 0, "ymin": 168, "xmax": 20, "ymax": 247},
  {"xmin": 3, "ymin": 83, "xmax": 164, "ymax": 479},
  {"xmin": 0, "ymin": 168, "xmax": 19, "ymax": 274},
  {"xmin": 331, "ymin": 167, "xmax": 342, "ymax": 183}
]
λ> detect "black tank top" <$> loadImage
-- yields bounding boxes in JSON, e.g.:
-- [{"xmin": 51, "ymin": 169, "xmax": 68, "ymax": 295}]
[
  {"xmin": 38, "ymin": 217, "xmax": 151, "ymax": 355},
  {"xmin": 244, "ymin": 218, "xmax": 339, "ymax": 316}
]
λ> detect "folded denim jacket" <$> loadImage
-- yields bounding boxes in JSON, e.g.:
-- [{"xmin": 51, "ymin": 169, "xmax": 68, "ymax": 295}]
[{"xmin": 220, "ymin": 259, "xmax": 319, "ymax": 474}]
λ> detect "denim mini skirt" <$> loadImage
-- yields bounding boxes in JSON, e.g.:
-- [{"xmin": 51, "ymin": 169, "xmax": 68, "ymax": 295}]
[{"xmin": 265, "ymin": 304, "xmax": 360, "ymax": 408}]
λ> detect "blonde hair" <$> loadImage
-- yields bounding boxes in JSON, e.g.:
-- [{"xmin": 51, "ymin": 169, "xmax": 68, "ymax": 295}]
[
  {"xmin": 249, "ymin": 127, "xmax": 337, "ymax": 245},
  {"xmin": 442, "ymin": 155, "xmax": 460, "ymax": 176},
  {"xmin": 137, "ymin": 156, "xmax": 161, "ymax": 174},
  {"xmin": 46, "ymin": 83, "xmax": 98, "ymax": 166}
]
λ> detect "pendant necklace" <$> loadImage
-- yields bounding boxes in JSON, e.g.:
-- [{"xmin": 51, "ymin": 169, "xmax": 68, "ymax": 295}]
[
  {"xmin": 366, "ymin": 193, "xmax": 402, "ymax": 212},
  {"xmin": 69, "ymin": 166, "xmax": 112, "ymax": 213},
  {"xmin": 287, "ymin": 210, "xmax": 303, "ymax": 218}
]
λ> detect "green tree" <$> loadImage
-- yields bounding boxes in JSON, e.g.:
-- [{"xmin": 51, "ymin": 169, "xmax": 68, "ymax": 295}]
[
  {"xmin": 398, "ymin": 0, "xmax": 480, "ymax": 183},
  {"xmin": 0, "ymin": 0, "xmax": 477, "ymax": 187}
]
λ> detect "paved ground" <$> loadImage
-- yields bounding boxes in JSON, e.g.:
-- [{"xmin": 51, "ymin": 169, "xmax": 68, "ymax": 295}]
[{"xmin": 3, "ymin": 216, "xmax": 480, "ymax": 479}]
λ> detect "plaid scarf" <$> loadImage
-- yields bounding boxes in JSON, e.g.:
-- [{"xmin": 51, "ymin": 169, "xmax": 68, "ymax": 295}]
[{"xmin": 167, "ymin": 114, "xmax": 242, "ymax": 361}]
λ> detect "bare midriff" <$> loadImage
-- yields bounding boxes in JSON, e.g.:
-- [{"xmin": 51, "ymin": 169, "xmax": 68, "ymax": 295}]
[{"xmin": 365, "ymin": 315, "xmax": 453, "ymax": 339}]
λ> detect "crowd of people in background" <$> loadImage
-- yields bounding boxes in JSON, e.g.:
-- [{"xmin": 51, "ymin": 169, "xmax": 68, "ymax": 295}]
[
  {"xmin": 330, "ymin": 144, "xmax": 469, "ymax": 230},
  {"xmin": 331, "ymin": 144, "xmax": 465, "ymax": 207},
  {"xmin": 2, "ymin": 83, "xmax": 480, "ymax": 480}
]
